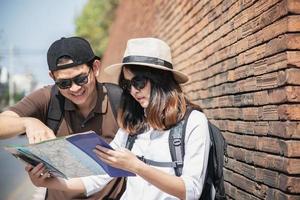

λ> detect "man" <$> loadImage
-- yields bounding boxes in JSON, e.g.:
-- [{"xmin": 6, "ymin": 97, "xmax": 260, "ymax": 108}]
[{"xmin": 0, "ymin": 37, "xmax": 122, "ymax": 199}]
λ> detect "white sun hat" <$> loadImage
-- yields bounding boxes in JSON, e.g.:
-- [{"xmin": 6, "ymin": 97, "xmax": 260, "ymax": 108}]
[{"xmin": 104, "ymin": 37, "xmax": 189, "ymax": 83}]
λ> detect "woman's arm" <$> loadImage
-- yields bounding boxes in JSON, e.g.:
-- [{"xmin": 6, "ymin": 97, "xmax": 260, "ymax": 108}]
[
  {"xmin": 135, "ymin": 157, "xmax": 186, "ymax": 199},
  {"xmin": 94, "ymin": 146, "xmax": 186, "ymax": 199}
]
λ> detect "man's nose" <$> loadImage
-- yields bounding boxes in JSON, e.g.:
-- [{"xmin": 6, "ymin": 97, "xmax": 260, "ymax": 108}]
[{"xmin": 69, "ymin": 82, "xmax": 82, "ymax": 92}]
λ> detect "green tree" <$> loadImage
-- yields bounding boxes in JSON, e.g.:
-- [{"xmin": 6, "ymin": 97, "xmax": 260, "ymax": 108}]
[{"xmin": 75, "ymin": 0, "xmax": 119, "ymax": 57}]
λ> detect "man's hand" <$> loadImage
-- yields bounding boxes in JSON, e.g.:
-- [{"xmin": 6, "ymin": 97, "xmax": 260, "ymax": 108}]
[
  {"xmin": 23, "ymin": 117, "xmax": 56, "ymax": 144},
  {"xmin": 0, "ymin": 111, "xmax": 56, "ymax": 142},
  {"xmin": 25, "ymin": 163, "xmax": 86, "ymax": 195},
  {"xmin": 25, "ymin": 163, "xmax": 52, "ymax": 187}
]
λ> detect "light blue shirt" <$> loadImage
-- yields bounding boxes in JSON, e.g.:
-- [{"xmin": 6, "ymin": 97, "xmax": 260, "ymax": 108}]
[{"xmin": 81, "ymin": 110, "xmax": 211, "ymax": 200}]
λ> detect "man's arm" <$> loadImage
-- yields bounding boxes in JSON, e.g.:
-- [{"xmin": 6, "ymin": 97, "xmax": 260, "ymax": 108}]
[
  {"xmin": 26, "ymin": 163, "xmax": 86, "ymax": 195},
  {"xmin": 0, "ymin": 110, "xmax": 55, "ymax": 143}
]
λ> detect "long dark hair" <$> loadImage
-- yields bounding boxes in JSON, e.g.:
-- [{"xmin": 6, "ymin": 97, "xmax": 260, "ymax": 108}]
[{"xmin": 117, "ymin": 65, "xmax": 197, "ymax": 134}]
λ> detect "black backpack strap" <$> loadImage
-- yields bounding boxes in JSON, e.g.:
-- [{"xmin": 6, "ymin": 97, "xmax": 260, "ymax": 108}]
[
  {"xmin": 168, "ymin": 120, "xmax": 185, "ymax": 176},
  {"xmin": 46, "ymin": 86, "xmax": 65, "ymax": 134},
  {"xmin": 125, "ymin": 134, "xmax": 138, "ymax": 150},
  {"xmin": 137, "ymin": 156, "xmax": 179, "ymax": 167},
  {"xmin": 103, "ymin": 82, "xmax": 122, "ymax": 119},
  {"xmin": 101, "ymin": 83, "xmax": 123, "ymax": 200},
  {"xmin": 168, "ymin": 107, "xmax": 194, "ymax": 176},
  {"xmin": 126, "ymin": 134, "xmax": 179, "ymax": 168}
]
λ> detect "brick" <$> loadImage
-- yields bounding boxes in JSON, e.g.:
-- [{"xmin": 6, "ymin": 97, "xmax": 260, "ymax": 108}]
[
  {"xmin": 237, "ymin": 134, "xmax": 258, "ymax": 149},
  {"xmin": 287, "ymin": 51, "xmax": 300, "ymax": 67},
  {"xmin": 257, "ymin": 137, "xmax": 285, "ymax": 155},
  {"xmin": 242, "ymin": 107, "xmax": 259, "ymax": 120},
  {"xmin": 286, "ymin": 140, "xmax": 300, "ymax": 157},
  {"xmin": 226, "ymin": 145, "xmax": 247, "ymax": 162},
  {"xmin": 226, "ymin": 168, "xmax": 267, "ymax": 199},
  {"xmin": 279, "ymin": 105, "xmax": 300, "ymax": 120},
  {"xmin": 256, "ymin": 71, "xmax": 282, "ymax": 89},
  {"xmin": 286, "ymin": 86, "xmax": 300, "ymax": 102},
  {"xmin": 279, "ymin": 174, "xmax": 300, "ymax": 193},
  {"xmin": 254, "ymin": 91, "xmax": 270, "ymax": 105},
  {"xmin": 225, "ymin": 181, "xmax": 261, "ymax": 200},
  {"xmin": 271, "ymin": 121, "xmax": 300, "ymax": 140},
  {"xmin": 238, "ymin": 77, "xmax": 257, "ymax": 92},
  {"xmin": 268, "ymin": 87, "xmax": 288, "ymax": 104},
  {"xmin": 259, "ymin": 105, "xmax": 279, "ymax": 120},
  {"xmin": 266, "ymin": 188, "xmax": 276, "ymax": 200},
  {"xmin": 253, "ymin": 121, "xmax": 269, "ymax": 135},
  {"xmin": 286, "ymin": 68, "xmax": 300, "ymax": 84},
  {"xmin": 267, "ymin": 188, "xmax": 300, "ymax": 200},
  {"xmin": 236, "ymin": 121, "xmax": 255, "ymax": 135},
  {"xmin": 288, "ymin": 0, "xmax": 300, "ymax": 14},
  {"xmin": 226, "ymin": 158, "xmax": 256, "ymax": 180},
  {"xmin": 288, "ymin": 15, "xmax": 300, "ymax": 31},
  {"xmin": 220, "ymin": 108, "xmax": 241, "ymax": 119},
  {"xmin": 286, "ymin": 158, "xmax": 300, "ymax": 174},
  {"xmin": 287, "ymin": 34, "xmax": 300, "ymax": 50},
  {"xmin": 256, "ymin": 168, "xmax": 279, "ymax": 188},
  {"xmin": 218, "ymin": 96, "xmax": 234, "ymax": 107},
  {"xmin": 286, "ymin": 122, "xmax": 300, "ymax": 139},
  {"xmin": 275, "ymin": 192, "xmax": 300, "ymax": 200}
]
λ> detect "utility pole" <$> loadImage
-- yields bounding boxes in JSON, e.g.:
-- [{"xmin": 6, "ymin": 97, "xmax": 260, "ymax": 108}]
[{"xmin": 8, "ymin": 45, "xmax": 14, "ymax": 106}]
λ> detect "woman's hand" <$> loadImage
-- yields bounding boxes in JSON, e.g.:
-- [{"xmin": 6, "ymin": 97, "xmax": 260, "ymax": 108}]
[{"xmin": 94, "ymin": 146, "xmax": 143, "ymax": 173}]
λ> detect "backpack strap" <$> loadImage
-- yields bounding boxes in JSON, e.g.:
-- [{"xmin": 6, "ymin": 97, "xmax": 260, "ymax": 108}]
[
  {"xmin": 99, "ymin": 83, "xmax": 123, "ymax": 200},
  {"xmin": 168, "ymin": 107, "xmax": 194, "ymax": 176},
  {"xmin": 126, "ymin": 134, "xmax": 179, "ymax": 168},
  {"xmin": 103, "ymin": 82, "xmax": 122, "ymax": 119},
  {"xmin": 46, "ymin": 83, "xmax": 122, "ymax": 134},
  {"xmin": 168, "ymin": 119, "xmax": 185, "ymax": 176},
  {"xmin": 46, "ymin": 86, "xmax": 65, "ymax": 134},
  {"xmin": 124, "ymin": 108, "xmax": 193, "ymax": 175},
  {"xmin": 125, "ymin": 134, "xmax": 138, "ymax": 150}
]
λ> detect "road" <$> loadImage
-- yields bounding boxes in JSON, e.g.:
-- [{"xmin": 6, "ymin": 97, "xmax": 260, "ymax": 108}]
[{"xmin": 0, "ymin": 135, "xmax": 37, "ymax": 200}]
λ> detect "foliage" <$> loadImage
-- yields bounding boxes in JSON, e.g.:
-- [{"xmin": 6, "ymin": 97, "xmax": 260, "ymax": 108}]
[
  {"xmin": 13, "ymin": 91, "xmax": 24, "ymax": 102},
  {"xmin": 0, "ymin": 83, "xmax": 25, "ymax": 111},
  {"xmin": 75, "ymin": 0, "xmax": 119, "ymax": 57}
]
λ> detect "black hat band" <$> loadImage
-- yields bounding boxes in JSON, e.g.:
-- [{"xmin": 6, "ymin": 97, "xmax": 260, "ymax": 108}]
[{"xmin": 123, "ymin": 56, "xmax": 173, "ymax": 69}]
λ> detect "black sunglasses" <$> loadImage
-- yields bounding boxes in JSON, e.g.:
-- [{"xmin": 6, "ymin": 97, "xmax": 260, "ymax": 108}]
[
  {"xmin": 55, "ymin": 68, "xmax": 92, "ymax": 89},
  {"xmin": 120, "ymin": 75, "xmax": 148, "ymax": 92}
]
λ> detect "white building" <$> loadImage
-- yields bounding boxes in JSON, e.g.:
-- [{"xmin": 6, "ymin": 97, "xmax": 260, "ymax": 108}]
[
  {"xmin": 0, "ymin": 67, "xmax": 9, "ymax": 83},
  {"xmin": 12, "ymin": 73, "xmax": 37, "ymax": 95}
]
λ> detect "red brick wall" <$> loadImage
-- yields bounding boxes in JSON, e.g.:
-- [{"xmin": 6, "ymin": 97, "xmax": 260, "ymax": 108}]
[{"xmin": 101, "ymin": 0, "xmax": 300, "ymax": 199}]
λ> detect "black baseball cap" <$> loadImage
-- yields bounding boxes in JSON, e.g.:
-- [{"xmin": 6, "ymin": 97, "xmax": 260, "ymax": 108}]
[{"xmin": 47, "ymin": 36, "xmax": 99, "ymax": 71}]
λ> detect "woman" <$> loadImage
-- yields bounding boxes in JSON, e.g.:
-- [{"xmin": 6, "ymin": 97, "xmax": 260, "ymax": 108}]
[{"xmin": 26, "ymin": 38, "xmax": 211, "ymax": 200}]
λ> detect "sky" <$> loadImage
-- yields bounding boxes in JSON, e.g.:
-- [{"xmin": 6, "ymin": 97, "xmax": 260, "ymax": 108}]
[{"xmin": 0, "ymin": 0, "xmax": 88, "ymax": 87}]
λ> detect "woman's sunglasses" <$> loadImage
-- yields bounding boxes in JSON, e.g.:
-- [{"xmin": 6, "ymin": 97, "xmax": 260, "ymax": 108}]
[
  {"xmin": 120, "ymin": 76, "xmax": 148, "ymax": 92},
  {"xmin": 55, "ymin": 68, "xmax": 92, "ymax": 89}
]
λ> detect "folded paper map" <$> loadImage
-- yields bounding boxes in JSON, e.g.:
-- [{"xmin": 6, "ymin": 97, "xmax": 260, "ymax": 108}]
[{"xmin": 4, "ymin": 131, "xmax": 135, "ymax": 179}]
